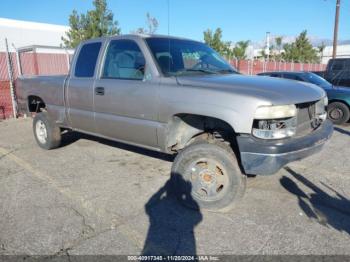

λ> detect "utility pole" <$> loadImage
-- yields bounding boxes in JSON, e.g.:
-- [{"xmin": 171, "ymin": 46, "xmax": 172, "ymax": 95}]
[
  {"xmin": 332, "ymin": 0, "xmax": 341, "ymax": 59},
  {"xmin": 265, "ymin": 32, "xmax": 270, "ymax": 62}
]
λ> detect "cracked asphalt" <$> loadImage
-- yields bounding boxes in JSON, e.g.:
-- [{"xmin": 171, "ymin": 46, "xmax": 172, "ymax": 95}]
[{"xmin": 0, "ymin": 118, "xmax": 349, "ymax": 256}]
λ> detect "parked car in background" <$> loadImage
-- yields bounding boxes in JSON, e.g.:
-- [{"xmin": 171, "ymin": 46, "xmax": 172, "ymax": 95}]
[
  {"xmin": 258, "ymin": 71, "xmax": 350, "ymax": 125},
  {"xmin": 314, "ymin": 58, "xmax": 350, "ymax": 87},
  {"xmin": 326, "ymin": 58, "xmax": 350, "ymax": 85},
  {"xmin": 328, "ymin": 70, "xmax": 350, "ymax": 88}
]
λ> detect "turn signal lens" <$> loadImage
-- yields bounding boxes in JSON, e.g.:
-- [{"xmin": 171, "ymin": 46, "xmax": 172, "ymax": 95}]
[{"xmin": 254, "ymin": 105, "xmax": 297, "ymax": 119}]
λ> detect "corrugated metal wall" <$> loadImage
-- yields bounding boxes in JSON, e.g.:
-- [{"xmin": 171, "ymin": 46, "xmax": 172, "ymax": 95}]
[{"xmin": 19, "ymin": 53, "xmax": 70, "ymax": 76}]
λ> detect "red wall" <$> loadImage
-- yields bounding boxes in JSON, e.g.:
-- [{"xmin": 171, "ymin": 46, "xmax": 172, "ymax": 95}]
[
  {"xmin": 232, "ymin": 60, "xmax": 326, "ymax": 75},
  {"xmin": 0, "ymin": 81, "xmax": 13, "ymax": 119}
]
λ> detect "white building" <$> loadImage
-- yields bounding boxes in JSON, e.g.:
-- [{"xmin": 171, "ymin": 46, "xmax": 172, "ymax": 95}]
[
  {"xmin": 321, "ymin": 45, "xmax": 350, "ymax": 64},
  {"xmin": 0, "ymin": 17, "xmax": 70, "ymax": 52},
  {"xmin": 248, "ymin": 45, "xmax": 350, "ymax": 64}
]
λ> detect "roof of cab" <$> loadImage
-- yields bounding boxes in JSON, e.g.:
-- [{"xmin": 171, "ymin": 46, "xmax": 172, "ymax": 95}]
[{"xmin": 80, "ymin": 33, "xmax": 201, "ymax": 44}]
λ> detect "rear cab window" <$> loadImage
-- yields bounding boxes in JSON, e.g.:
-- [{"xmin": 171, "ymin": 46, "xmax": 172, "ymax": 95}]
[
  {"xmin": 331, "ymin": 61, "xmax": 344, "ymax": 71},
  {"xmin": 74, "ymin": 42, "xmax": 102, "ymax": 78},
  {"xmin": 327, "ymin": 59, "xmax": 350, "ymax": 71}
]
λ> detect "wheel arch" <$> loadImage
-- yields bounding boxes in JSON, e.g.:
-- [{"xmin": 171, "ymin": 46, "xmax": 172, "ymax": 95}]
[
  {"xmin": 329, "ymin": 99, "xmax": 350, "ymax": 108},
  {"xmin": 27, "ymin": 95, "xmax": 46, "ymax": 113},
  {"xmin": 164, "ymin": 113, "xmax": 238, "ymax": 153}
]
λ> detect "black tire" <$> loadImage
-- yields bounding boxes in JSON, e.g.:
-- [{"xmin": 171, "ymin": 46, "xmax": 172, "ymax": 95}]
[
  {"xmin": 171, "ymin": 139, "xmax": 246, "ymax": 212},
  {"xmin": 33, "ymin": 112, "xmax": 61, "ymax": 150},
  {"xmin": 327, "ymin": 102, "xmax": 350, "ymax": 125}
]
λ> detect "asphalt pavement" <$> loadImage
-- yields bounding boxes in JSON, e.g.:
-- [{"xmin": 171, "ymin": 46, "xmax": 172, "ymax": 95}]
[{"xmin": 0, "ymin": 118, "xmax": 349, "ymax": 257}]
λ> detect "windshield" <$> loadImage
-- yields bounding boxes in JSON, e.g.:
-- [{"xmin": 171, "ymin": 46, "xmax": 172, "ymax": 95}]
[
  {"xmin": 303, "ymin": 72, "xmax": 332, "ymax": 89},
  {"xmin": 145, "ymin": 37, "xmax": 238, "ymax": 76}
]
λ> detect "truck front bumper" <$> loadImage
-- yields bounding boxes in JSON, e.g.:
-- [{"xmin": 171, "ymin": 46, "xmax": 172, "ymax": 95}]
[{"xmin": 237, "ymin": 120, "xmax": 333, "ymax": 176}]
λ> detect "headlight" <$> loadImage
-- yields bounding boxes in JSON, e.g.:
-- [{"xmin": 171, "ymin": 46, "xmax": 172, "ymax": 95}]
[
  {"xmin": 252, "ymin": 104, "xmax": 297, "ymax": 139},
  {"xmin": 324, "ymin": 96, "xmax": 328, "ymax": 106},
  {"xmin": 316, "ymin": 97, "xmax": 327, "ymax": 121},
  {"xmin": 252, "ymin": 117, "xmax": 297, "ymax": 139},
  {"xmin": 252, "ymin": 126, "xmax": 296, "ymax": 139},
  {"xmin": 254, "ymin": 104, "xmax": 297, "ymax": 119}
]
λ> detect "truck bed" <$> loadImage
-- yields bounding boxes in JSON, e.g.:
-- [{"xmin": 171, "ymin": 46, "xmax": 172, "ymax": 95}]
[{"xmin": 16, "ymin": 75, "xmax": 67, "ymax": 115}]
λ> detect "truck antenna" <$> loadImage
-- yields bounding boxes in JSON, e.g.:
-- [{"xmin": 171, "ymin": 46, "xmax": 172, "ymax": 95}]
[
  {"xmin": 167, "ymin": 0, "xmax": 170, "ymax": 36},
  {"xmin": 167, "ymin": 0, "xmax": 171, "ymax": 72}
]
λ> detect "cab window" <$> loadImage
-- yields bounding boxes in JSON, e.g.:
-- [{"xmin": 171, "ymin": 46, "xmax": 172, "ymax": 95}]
[
  {"xmin": 102, "ymin": 40, "xmax": 145, "ymax": 80},
  {"xmin": 75, "ymin": 42, "xmax": 102, "ymax": 77},
  {"xmin": 330, "ymin": 60, "xmax": 345, "ymax": 71}
]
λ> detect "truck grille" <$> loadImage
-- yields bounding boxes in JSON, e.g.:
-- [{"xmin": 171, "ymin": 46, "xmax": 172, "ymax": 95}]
[{"xmin": 296, "ymin": 100, "xmax": 324, "ymax": 136}]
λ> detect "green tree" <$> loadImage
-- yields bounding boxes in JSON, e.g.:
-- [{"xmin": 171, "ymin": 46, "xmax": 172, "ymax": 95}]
[
  {"xmin": 133, "ymin": 12, "xmax": 159, "ymax": 34},
  {"xmin": 274, "ymin": 36, "xmax": 283, "ymax": 61},
  {"xmin": 275, "ymin": 36, "xmax": 283, "ymax": 51},
  {"xmin": 232, "ymin": 41, "xmax": 250, "ymax": 60},
  {"xmin": 203, "ymin": 28, "xmax": 250, "ymax": 61},
  {"xmin": 203, "ymin": 28, "xmax": 231, "ymax": 57},
  {"xmin": 62, "ymin": 0, "xmax": 121, "ymax": 48},
  {"xmin": 259, "ymin": 49, "xmax": 267, "ymax": 60},
  {"xmin": 318, "ymin": 42, "xmax": 326, "ymax": 62},
  {"xmin": 282, "ymin": 30, "xmax": 319, "ymax": 63}
]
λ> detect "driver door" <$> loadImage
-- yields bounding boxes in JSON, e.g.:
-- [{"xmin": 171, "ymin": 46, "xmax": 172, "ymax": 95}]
[{"xmin": 93, "ymin": 39, "xmax": 159, "ymax": 148}]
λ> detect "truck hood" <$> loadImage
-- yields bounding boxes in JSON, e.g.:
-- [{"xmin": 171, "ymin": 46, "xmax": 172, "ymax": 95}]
[{"xmin": 176, "ymin": 74, "xmax": 326, "ymax": 105}]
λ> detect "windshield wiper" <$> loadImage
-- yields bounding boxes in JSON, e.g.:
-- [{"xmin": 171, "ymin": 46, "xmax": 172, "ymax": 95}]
[
  {"xmin": 175, "ymin": 68, "xmax": 218, "ymax": 76},
  {"xmin": 216, "ymin": 69, "xmax": 238, "ymax": 74}
]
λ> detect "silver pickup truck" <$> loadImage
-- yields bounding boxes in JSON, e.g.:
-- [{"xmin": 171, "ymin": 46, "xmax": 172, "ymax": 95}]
[{"xmin": 16, "ymin": 34, "xmax": 333, "ymax": 211}]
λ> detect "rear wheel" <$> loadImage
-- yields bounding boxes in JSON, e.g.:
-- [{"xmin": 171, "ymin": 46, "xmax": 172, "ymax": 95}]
[
  {"xmin": 327, "ymin": 102, "xmax": 350, "ymax": 125},
  {"xmin": 171, "ymin": 139, "xmax": 246, "ymax": 212},
  {"xmin": 33, "ymin": 112, "xmax": 61, "ymax": 150}
]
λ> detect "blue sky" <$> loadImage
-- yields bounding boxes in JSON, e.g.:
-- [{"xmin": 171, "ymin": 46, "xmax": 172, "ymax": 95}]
[{"xmin": 0, "ymin": 0, "xmax": 349, "ymax": 43}]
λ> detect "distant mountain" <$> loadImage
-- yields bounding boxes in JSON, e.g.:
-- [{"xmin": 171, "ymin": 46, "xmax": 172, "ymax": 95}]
[
  {"xmin": 249, "ymin": 35, "xmax": 350, "ymax": 49},
  {"xmin": 309, "ymin": 38, "xmax": 350, "ymax": 46}
]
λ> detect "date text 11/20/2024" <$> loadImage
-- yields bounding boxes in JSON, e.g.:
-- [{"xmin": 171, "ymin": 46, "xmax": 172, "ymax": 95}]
[{"xmin": 127, "ymin": 255, "xmax": 219, "ymax": 261}]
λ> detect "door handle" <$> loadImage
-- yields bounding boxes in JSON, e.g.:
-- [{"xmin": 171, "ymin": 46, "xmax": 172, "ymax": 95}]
[{"xmin": 95, "ymin": 87, "xmax": 105, "ymax": 96}]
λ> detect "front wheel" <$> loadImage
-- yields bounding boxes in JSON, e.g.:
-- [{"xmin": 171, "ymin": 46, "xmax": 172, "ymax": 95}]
[
  {"xmin": 327, "ymin": 102, "xmax": 350, "ymax": 125},
  {"xmin": 171, "ymin": 140, "xmax": 246, "ymax": 212},
  {"xmin": 33, "ymin": 112, "xmax": 62, "ymax": 150}
]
